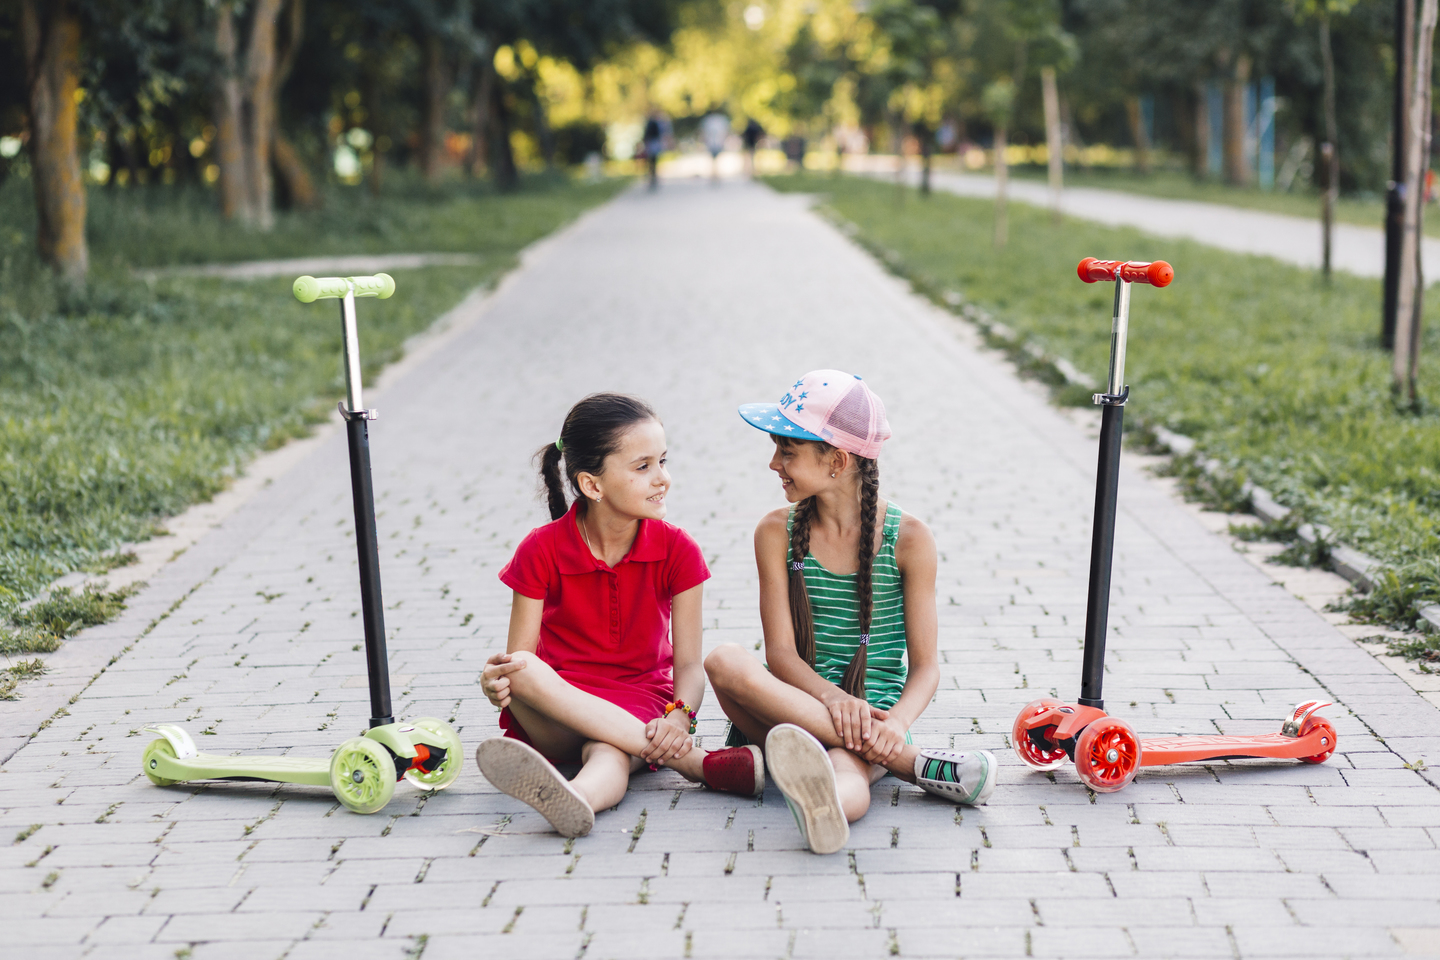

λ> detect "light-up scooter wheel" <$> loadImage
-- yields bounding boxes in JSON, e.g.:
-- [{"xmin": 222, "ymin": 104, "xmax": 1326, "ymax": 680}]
[
  {"xmin": 1074, "ymin": 717, "xmax": 1140, "ymax": 793},
  {"xmin": 331, "ymin": 737, "xmax": 397, "ymax": 814},
  {"xmin": 1299, "ymin": 717, "xmax": 1337, "ymax": 764},
  {"xmin": 403, "ymin": 718, "xmax": 465, "ymax": 790},
  {"xmin": 1012, "ymin": 698, "xmax": 1070, "ymax": 770}
]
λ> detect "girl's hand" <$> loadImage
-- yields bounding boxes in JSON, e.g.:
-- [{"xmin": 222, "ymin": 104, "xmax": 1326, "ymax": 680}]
[
  {"xmin": 481, "ymin": 652, "xmax": 527, "ymax": 710},
  {"xmin": 824, "ymin": 692, "xmax": 873, "ymax": 751},
  {"xmin": 858, "ymin": 713, "xmax": 906, "ymax": 767},
  {"xmin": 641, "ymin": 712, "xmax": 693, "ymax": 764}
]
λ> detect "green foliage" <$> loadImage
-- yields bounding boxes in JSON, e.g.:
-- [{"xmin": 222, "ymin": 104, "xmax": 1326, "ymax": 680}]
[
  {"xmin": 11, "ymin": 585, "xmax": 138, "ymax": 639},
  {"xmin": 768, "ymin": 172, "xmax": 1440, "ymax": 607},
  {"xmin": 1383, "ymin": 635, "xmax": 1440, "ymax": 669},
  {"xmin": 0, "ymin": 659, "xmax": 47, "ymax": 701},
  {"xmin": 1337, "ymin": 559, "xmax": 1440, "ymax": 630},
  {"xmin": 0, "ymin": 175, "xmax": 625, "ymax": 616}
]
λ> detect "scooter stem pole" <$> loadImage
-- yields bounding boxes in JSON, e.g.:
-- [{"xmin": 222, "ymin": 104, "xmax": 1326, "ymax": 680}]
[
  {"xmin": 1078, "ymin": 277, "xmax": 1131, "ymax": 708},
  {"xmin": 338, "ymin": 292, "xmax": 394, "ymax": 728}
]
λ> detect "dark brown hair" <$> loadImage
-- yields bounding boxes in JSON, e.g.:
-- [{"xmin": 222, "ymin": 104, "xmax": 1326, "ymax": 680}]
[
  {"xmin": 537, "ymin": 393, "xmax": 658, "ymax": 521},
  {"xmin": 781, "ymin": 438, "xmax": 881, "ymax": 700}
]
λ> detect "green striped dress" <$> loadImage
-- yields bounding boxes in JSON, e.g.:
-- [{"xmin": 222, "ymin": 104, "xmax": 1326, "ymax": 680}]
[{"xmin": 789, "ymin": 500, "xmax": 908, "ymax": 710}]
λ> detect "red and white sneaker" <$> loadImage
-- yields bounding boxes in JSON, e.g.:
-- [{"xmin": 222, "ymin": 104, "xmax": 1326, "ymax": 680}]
[{"xmin": 702, "ymin": 744, "xmax": 764, "ymax": 797}]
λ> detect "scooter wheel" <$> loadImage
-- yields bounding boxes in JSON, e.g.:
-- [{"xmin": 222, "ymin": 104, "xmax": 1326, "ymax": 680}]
[
  {"xmin": 1012, "ymin": 698, "xmax": 1069, "ymax": 770},
  {"xmin": 141, "ymin": 739, "xmax": 180, "ymax": 786},
  {"xmin": 403, "ymin": 717, "xmax": 465, "ymax": 791},
  {"xmin": 1299, "ymin": 717, "xmax": 1337, "ymax": 764},
  {"xmin": 330, "ymin": 737, "xmax": 397, "ymax": 814},
  {"xmin": 1074, "ymin": 717, "xmax": 1140, "ymax": 793}
]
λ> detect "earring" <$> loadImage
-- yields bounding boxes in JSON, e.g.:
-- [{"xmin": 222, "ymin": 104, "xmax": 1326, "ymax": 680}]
[{"xmin": 830, "ymin": 473, "xmax": 836, "ymax": 478}]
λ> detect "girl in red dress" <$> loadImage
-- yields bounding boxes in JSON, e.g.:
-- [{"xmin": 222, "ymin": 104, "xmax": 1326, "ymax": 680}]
[{"xmin": 475, "ymin": 393, "xmax": 763, "ymax": 837}]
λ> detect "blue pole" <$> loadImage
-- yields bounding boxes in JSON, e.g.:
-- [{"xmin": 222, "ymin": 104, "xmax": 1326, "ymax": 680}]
[
  {"xmin": 1207, "ymin": 83, "xmax": 1223, "ymax": 177},
  {"xmin": 1244, "ymin": 82, "xmax": 1257, "ymax": 180},
  {"xmin": 1258, "ymin": 77, "xmax": 1275, "ymax": 190}
]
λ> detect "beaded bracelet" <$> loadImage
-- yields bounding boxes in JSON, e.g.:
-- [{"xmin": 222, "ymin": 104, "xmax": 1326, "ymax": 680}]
[{"xmin": 665, "ymin": 699, "xmax": 698, "ymax": 735}]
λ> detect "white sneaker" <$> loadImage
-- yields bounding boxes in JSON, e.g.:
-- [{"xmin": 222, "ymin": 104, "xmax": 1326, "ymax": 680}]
[
  {"xmin": 913, "ymin": 749, "xmax": 997, "ymax": 805},
  {"xmin": 476, "ymin": 737, "xmax": 594, "ymax": 838},
  {"xmin": 764, "ymin": 724, "xmax": 849, "ymax": 855}
]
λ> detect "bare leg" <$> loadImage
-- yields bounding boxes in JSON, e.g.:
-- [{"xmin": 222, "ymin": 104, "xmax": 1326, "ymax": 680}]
[
  {"xmin": 503, "ymin": 651, "xmax": 705, "ymax": 782},
  {"xmin": 706, "ymin": 643, "xmax": 919, "ymax": 784},
  {"xmin": 567, "ymin": 741, "xmax": 643, "ymax": 813}
]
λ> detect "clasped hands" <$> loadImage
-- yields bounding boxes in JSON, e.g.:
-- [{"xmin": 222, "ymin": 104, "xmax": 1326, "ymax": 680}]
[{"xmin": 825, "ymin": 691, "xmax": 906, "ymax": 765}]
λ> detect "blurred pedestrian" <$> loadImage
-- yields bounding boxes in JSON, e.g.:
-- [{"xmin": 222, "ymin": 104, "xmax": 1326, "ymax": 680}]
[
  {"xmin": 642, "ymin": 112, "xmax": 668, "ymax": 190},
  {"xmin": 742, "ymin": 118, "xmax": 765, "ymax": 178},
  {"xmin": 701, "ymin": 110, "xmax": 730, "ymax": 184}
]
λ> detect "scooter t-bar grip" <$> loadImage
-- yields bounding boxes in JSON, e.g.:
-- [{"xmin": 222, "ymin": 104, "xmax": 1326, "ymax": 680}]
[
  {"xmin": 293, "ymin": 273, "xmax": 397, "ymax": 303},
  {"xmin": 1076, "ymin": 257, "xmax": 1174, "ymax": 287}
]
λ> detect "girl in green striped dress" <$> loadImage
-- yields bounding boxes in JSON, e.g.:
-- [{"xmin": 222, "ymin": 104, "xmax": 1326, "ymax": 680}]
[{"xmin": 706, "ymin": 370, "xmax": 996, "ymax": 854}]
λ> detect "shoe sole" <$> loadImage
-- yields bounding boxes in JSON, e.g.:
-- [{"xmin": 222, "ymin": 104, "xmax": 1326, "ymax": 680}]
[
  {"xmin": 739, "ymin": 743, "xmax": 765, "ymax": 797},
  {"xmin": 765, "ymin": 725, "xmax": 849, "ymax": 855},
  {"xmin": 974, "ymin": 750, "xmax": 998, "ymax": 805},
  {"xmin": 476, "ymin": 738, "xmax": 594, "ymax": 838}
]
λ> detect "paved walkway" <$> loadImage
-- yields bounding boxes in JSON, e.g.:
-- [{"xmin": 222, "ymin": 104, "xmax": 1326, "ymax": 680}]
[
  {"xmin": 876, "ymin": 164, "xmax": 1440, "ymax": 281},
  {"xmin": 5, "ymin": 180, "xmax": 1439, "ymax": 959}
]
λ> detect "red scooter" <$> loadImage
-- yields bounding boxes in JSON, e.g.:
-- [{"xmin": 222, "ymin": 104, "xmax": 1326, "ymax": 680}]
[{"xmin": 1011, "ymin": 258, "xmax": 1338, "ymax": 793}]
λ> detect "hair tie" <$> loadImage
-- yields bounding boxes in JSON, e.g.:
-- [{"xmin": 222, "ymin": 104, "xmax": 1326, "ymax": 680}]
[
  {"xmin": 555, "ymin": 438, "xmax": 564, "ymax": 452},
  {"xmin": 790, "ymin": 561, "xmax": 805, "ymax": 572},
  {"xmin": 858, "ymin": 634, "xmax": 871, "ymax": 645}
]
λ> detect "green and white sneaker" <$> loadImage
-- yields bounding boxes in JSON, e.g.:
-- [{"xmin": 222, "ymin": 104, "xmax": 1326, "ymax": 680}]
[
  {"xmin": 764, "ymin": 724, "xmax": 850, "ymax": 855},
  {"xmin": 914, "ymin": 749, "xmax": 997, "ymax": 805}
]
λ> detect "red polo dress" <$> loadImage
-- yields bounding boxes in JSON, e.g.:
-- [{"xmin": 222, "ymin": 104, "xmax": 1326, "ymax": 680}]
[{"xmin": 497, "ymin": 502, "xmax": 710, "ymax": 758}]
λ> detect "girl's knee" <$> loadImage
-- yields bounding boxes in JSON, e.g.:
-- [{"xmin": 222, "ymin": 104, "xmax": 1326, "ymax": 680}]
[
  {"xmin": 704, "ymin": 643, "xmax": 757, "ymax": 691},
  {"xmin": 505, "ymin": 650, "xmax": 555, "ymax": 698}
]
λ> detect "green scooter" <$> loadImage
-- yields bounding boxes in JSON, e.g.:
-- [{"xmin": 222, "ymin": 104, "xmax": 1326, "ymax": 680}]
[{"xmin": 140, "ymin": 273, "xmax": 463, "ymax": 814}]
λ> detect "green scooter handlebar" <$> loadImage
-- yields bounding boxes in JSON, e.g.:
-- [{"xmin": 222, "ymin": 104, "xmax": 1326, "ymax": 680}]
[{"xmin": 293, "ymin": 273, "xmax": 396, "ymax": 303}]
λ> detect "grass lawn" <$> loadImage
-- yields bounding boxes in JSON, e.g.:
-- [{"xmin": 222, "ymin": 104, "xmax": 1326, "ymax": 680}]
[
  {"xmin": 0, "ymin": 172, "xmax": 626, "ymax": 639},
  {"xmin": 767, "ymin": 172, "xmax": 1440, "ymax": 626}
]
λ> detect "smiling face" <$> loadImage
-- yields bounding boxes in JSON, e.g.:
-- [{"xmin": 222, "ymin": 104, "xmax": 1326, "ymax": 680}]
[
  {"xmin": 769, "ymin": 437, "xmax": 845, "ymax": 503},
  {"xmin": 578, "ymin": 419, "xmax": 670, "ymax": 520}
]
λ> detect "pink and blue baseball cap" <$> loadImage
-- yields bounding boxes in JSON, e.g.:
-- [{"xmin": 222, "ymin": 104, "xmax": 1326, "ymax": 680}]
[{"xmin": 738, "ymin": 370, "xmax": 892, "ymax": 459}]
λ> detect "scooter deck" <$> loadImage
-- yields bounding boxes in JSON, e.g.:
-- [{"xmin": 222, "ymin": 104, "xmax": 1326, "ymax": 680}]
[
  {"xmin": 151, "ymin": 751, "xmax": 332, "ymax": 787},
  {"xmin": 1139, "ymin": 731, "xmax": 1327, "ymax": 766}
]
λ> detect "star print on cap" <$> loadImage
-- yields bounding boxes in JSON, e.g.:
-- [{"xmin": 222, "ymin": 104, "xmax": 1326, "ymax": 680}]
[{"xmin": 737, "ymin": 369, "xmax": 891, "ymax": 459}]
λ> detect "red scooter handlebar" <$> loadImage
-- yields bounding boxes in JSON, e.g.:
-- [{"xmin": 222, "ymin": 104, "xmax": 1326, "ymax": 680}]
[{"xmin": 1077, "ymin": 257, "xmax": 1174, "ymax": 287}]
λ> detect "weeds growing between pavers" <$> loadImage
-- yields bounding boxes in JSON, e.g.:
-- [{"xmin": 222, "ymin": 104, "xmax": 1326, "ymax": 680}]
[
  {"xmin": 766, "ymin": 172, "xmax": 1440, "ymax": 630},
  {"xmin": 0, "ymin": 173, "xmax": 626, "ymax": 647}
]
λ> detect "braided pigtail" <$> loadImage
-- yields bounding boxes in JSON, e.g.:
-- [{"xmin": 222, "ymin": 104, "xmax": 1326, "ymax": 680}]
[
  {"xmin": 536, "ymin": 441, "xmax": 568, "ymax": 520},
  {"xmin": 788, "ymin": 496, "xmax": 818, "ymax": 666},
  {"xmin": 839, "ymin": 456, "xmax": 880, "ymax": 700}
]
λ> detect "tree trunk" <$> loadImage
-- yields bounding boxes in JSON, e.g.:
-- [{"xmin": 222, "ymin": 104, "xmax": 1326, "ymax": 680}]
[
  {"xmin": 1320, "ymin": 15, "xmax": 1339, "ymax": 279},
  {"xmin": 1384, "ymin": 0, "xmax": 1416, "ymax": 350},
  {"xmin": 1224, "ymin": 54, "xmax": 1252, "ymax": 185},
  {"xmin": 21, "ymin": 0, "xmax": 88, "ymax": 282},
  {"xmin": 1193, "ymin": 82, "xmax": 1210, "ymax": 179},
  {"xmin": 420, "ymin": 33, "xmax": 448, "ymax": 182},
  {"xmin": 489, "ymin": 76, "xmax": 518, "ymax": 191},
  {"xmin": 1126, "ymin": 96, "xmax": 1151, "ymax": 174},
  {"xmin": 994, "ymin": 124, "xmax": 1009, "ymax": 248},
  {"xmin": 466, "ymin": 56, "xmax": 493, "ymax": 178},
  {"xmin": 241, "ymin": 0, "xmax": 283, "ymax": 229},
  {"xmin": 1042, "ymin": 66, "xmax": 1063, "ymax": 220},
  {"xmin": 1393, "ymin": 0, "xmax": 1438, "ymax": 403},
  {"xmin": 272, "ymin": 133, "xmax": 318, "ymax": 209},
  {"xmin": 530, "ymin": 82, "xmax": 556, "ymax": 169},
  {"xmin": 212, "ymin": 3, "xmax": 251, "ymax": 220},
  {"xmin": 269, "ymin": 0, "xmax": 316, "ymax": 210}
]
